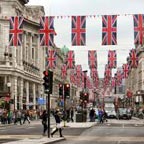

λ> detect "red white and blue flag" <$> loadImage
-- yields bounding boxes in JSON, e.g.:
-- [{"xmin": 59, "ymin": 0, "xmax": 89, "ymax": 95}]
[
  {"xmin": 65, "ymin": 50, "xmax": 75, "ymax": 69},
  {"xmin": 129, "ymin": 49, "xmax": 138, "ymax": 68},
  {"xmin": 115, "ymin": 70, "xmax": 122, "ymax": 86},
  {"xmin": 61, "ymin": 64, "xmax": 67, "ymax": 79},
  {"xmin": 88, "ymin": 50, "xmax": 97, "ymax": 69},
  {"xmin": 70, "ymin": 69, "xmax": 76, "ymax": 84},
  {"xmin": 46, "ymin": 50, "xmax": 57, "ymax": 69},
  {"xmin": 39, "ymin": 16, "xmax": 56, "ymax": 46},
  {"xmin": 9, "ymin": 16, "xmax": 24, "ymax": 46},
  {"xmin": 104, "ymin": 64, "xmax": 112, "ymax": 79},
  {"xmin": 122, "ymin": 64, "xmax": 129, "ymax": 78},
  {"xmin": 75, "ymin": 65, "xmax": 82, "ymax": 78},
  {"xmin": 102, "ymin": 15, "xmax": 117, "ymax": 45},
  {"xmin": 71, "ymin": 16, "xmax": 86, "ymax": 46},
  {"xmin": 90, "ymin": 68, "xmax": 98, "ymax": 80},
  {"xmin": 111, "ymin": 77, "xmax": 116, "ymax": 88},
  {"xmin": 133, "ymin": 14, "xmax": 144, "ymax": 45},
  {"xmin": 108, "ymin": 50, "xmax": 117, "ymax": 68}
]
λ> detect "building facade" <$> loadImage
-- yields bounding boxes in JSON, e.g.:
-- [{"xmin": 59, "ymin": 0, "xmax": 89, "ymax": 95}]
[{"xmin": 0, "ymin": 0, "xmax": 78, "ymax": 111}]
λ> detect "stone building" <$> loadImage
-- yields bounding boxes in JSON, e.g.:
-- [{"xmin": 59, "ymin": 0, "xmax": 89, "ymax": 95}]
[
  {"xmin": 125, "ymin": 45, "xmax": 144, "ymax": 108},
  {"xmin": 0, "ymin": 0, "xmax": 78, "ymax": 111}
]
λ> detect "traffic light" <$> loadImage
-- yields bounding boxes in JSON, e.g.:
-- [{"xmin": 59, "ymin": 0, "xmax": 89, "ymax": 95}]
[
  {"xmin": 43, "ymin": 70, "xmax": 53, "ymax": 94},
  {"xmin": 80, "ymin": 91, "xmax": 83, "ymax": 100},
  {"xmin": 59, "ymin": 84, "xmax": 63, "ymax": 97},
  {"xmin": 83, "ymin": 92, "xmax": 89, "ymax": 102},
  {"xmin": 64, "ymin": 83, "xmax": 70, "ymax": 98}
]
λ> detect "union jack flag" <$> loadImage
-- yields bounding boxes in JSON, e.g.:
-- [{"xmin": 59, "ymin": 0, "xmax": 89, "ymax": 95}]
[
  {"xmin": 39, "ymin": 16, "xmax": 56, "ymax": 46},
  {"xmin": 65, "ymin": 50, "xmax": 75, "ymax": 69},
  {"xmin": 71, "ymin": 16, "xmax": 86, "ymax": 46},
  {"xmin": 115, "ymin": 70, "xmax": 122, "ymax": 86},
  {"xmin": 104, "ymin": 64, "xmax": 112, "ymax": 79},
  {"xmin": 108, "ymin": 50, "xmax": 117, "ymax": 68},
  {"xmin": 102, "ymin": 15, "xmax": 117, "ymax": 45},
  {"xmin": 46, "ymin": 50, "xmax": 57, "ymax": 69},
  {"xmin": 75, "ymin": 65, "xmax": 82, "ymax": 78},
  {"xmin": 111, "ymin": 77, "xmax": 116, "ymax": 88},
  {"xmin": 9, "ymin": 16, "xmax": 24, "ymax": 46},
  {"xmin": 133, "ymin": 14, "xmax": 144, "ymax": 45},
  {"xmin": 70, "ymin": 69, "xmax": 76, "ymax": 84},
  {"xmin": 61, "ymin": 64, "xmax": 67, "ymax": 79},
  {"xmin": 88, "ymin": 50, "xmax": 97, "ymax": 69},
  {"xmin": 90, "ymin": 68, "xmax": 98, "ymax": 80},
  {"xmin": 122, "ymin": 64, "xmax": 129, "ymax": 78},
  {"xmin": 129, "ymin": 49, "xmax": 138, "ymax": 68}
]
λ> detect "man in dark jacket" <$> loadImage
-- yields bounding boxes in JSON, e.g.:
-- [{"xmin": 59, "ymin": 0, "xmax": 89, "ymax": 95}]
[
  {"xmin": 51, "ymin": 109, "xmax": 63, "ymax": 137},
  {"xmin": 41, "ymin": 110, "xmax": 47, "ymax": 136}
]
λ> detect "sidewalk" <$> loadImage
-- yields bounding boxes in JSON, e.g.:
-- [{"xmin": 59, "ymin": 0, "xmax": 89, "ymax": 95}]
[{"xmin": 2, "ymin": 121, "xmax": 96, "ymax": 144}]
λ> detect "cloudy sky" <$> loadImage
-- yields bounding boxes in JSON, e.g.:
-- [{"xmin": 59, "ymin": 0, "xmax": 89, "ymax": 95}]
[{"xmin": 27, "ymin": 0, "xmax": 144, "ymax": 78}]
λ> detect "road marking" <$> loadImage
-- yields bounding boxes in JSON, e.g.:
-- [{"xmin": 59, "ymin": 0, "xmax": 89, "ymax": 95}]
[{"xmin": 65, "ymin": 136, "xmax": 144, "ymax": 142}]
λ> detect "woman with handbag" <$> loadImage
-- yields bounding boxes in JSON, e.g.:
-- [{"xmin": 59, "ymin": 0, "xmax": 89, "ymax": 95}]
[{"xmin": 51, "ymin": 109, "xmax": 63, "ymax": 137}]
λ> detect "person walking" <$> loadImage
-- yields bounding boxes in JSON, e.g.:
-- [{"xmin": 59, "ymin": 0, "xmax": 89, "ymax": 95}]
[
  {"xmin": 23, "ymin": 110, "xmax": 30, "ymax": 124},
  {"xmin": 51, "ymin": 109, "xmax": 63, "ymax": 137},
  {"xmin": 14, "ymin": 110, "xmax": 22, "ymax": 125},
  {"xmin": 41, "ymin": 110, "xmax": 48, "ymax": 136},
  {"xmin": 70, "ymin": 107, "xmax": 74, "ymax": 122},
  {"xmin": 98, "ymin": 108, "xmax": 104, "ymax": 123},
  {"xmin": 89, "ymin": 108, "xmax": 95, "ymax": 122}
]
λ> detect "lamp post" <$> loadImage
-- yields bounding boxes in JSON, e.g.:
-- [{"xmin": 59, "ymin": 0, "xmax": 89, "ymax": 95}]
[{"xmin": 7, "ymin": 82, "xmax": 11, "ymax": 110}]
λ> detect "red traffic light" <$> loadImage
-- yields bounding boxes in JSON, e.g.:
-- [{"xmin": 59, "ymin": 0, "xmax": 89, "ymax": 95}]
[
  {"xmin": 65, "ymin": 84, "xmax": 70, "ymax": 88},
  {"xmin": 43, "ymin": 70, "xmax": 48, "ymax": 76},
  {"xmin": 84, "ymin": 93, "xmax": 88, "ymax": 96},
  {"xmin": 59, "ymin": 84, "xmax": 63, "ymax": 87}
]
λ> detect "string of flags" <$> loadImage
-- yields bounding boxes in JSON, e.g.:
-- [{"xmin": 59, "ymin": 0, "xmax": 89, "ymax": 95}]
[
  {"xmin": 7, "ymin": 15, "xmax": 142, "ymax": 96},
  {"xmin": 9, "ymin": 15, "xmax": 144, "ymax": 47}
]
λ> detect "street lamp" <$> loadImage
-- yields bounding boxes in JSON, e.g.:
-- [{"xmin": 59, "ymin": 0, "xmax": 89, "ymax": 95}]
[{"xmin": 7, "ymin": 82, "xmax": 11, "ymax": 110}]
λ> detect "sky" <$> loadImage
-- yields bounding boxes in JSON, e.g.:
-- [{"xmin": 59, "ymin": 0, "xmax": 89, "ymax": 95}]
[{"xmin": 27, "ymin": 0, "xmax": 144, "ymax": 78}]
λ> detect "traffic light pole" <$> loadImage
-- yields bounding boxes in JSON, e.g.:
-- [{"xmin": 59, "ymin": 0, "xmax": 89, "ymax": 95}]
[
  {"xmin": 63, "ymin": 84, "xmax": 66, "ymax": 127},
  {"xmin": 47, "ymin": 91, "xmax": 50, "ymax": 138}
]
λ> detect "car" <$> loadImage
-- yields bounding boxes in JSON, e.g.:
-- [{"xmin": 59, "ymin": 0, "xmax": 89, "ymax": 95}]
[
  {"xmin": 105, "ymin": 108, "xmax": 117, "ymax": 118},
  {"xmin": 117, "ymin": 108, "xmax": 132, "ymax": 120}
]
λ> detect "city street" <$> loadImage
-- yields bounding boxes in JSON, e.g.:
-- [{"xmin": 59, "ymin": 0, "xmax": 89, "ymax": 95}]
[{"xmin": 0, "ymin": 118, "xmax": 143, "ymax": 144}]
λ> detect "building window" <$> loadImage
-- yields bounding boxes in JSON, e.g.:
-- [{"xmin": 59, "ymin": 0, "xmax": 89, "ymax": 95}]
[
  {"xmin": 0, "ymin": 77, "xmax": 4, "ymax": 91},
  {"xmin": 32, "ymin": 47, "xmax": 34, "ymax": 59}
]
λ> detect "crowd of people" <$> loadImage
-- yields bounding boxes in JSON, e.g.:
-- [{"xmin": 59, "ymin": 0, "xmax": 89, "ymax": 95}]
[
  {"xmin": 89, "ymin": 107, "xmax": 107, "ymax": 123},
  {"xmin": 0, "ymin": 109, "xmax": 40, "ymax": 125}
]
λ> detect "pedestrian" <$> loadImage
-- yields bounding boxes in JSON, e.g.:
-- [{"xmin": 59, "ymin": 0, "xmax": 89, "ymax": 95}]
[
  {"xmin": 98, "ymin": 108, "xmax": 104, "ymax": 123},
  {"xmin": 89, "ymin": 108, "xmax": 95, "ymax": 122},
  {"xmin": 23, "ymin": 110, "xmax": 30, "ymax": 124},
  {"xmin": 70, "ymin": 107, "xmax": 74, "ymax": 122},
  {"xmin": 41, "ymin": 110, "xmax": 48, "ymax": 136},
  {"xmin": 51, "ymin": 109, "xmax": 63, "ymax": 137},
  {"xmin": 14, "ymin": 110, "xmax": 22, "ymax": 125}
]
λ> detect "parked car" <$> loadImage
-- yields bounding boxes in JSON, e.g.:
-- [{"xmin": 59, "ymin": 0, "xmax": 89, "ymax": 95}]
[{"xmin": 117, "ymin": 108, "xmax": 132, "ymax": 120}]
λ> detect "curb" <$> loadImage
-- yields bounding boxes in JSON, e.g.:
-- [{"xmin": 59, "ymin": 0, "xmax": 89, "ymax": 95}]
[{"xmin": 43, "ymin": 137, "xmax": 66, "ymax": 144}]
